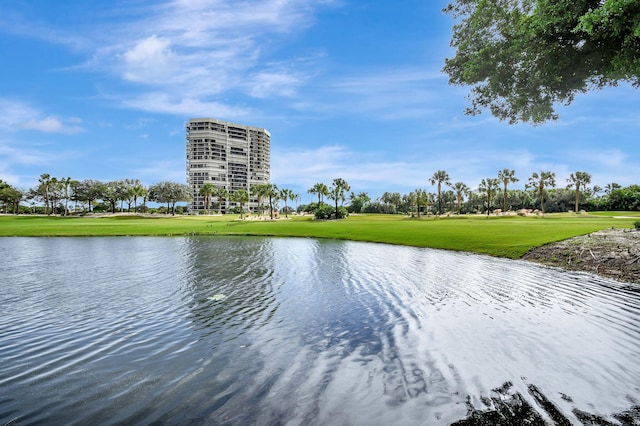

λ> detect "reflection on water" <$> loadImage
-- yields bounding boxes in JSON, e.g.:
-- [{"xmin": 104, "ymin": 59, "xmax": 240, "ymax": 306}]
[
  {"xmin": 0, "ymin": 236, "xmax": 639, "ymax": 425},
  {"xmin": 452, "ymin": 382, "xmax": 640, "ymax": 426}
]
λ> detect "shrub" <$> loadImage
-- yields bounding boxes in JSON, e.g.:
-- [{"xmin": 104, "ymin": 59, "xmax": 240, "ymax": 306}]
[
  {"xmin": 634, "ymin": 221, "xmax": 640, "ymax": 230},
  {"xmin": 314, "ymin": 205, "xmax": 349, "ymax": 220},
  {"xmin": 314, "ymin": 204, "xmax": 334, "ymax": 219},
  {"xmin": 337, "ymin": 206, "xmax": 350, "ymax": 219},
  {"xmin": 301, "ymin": 202, "xmax": 320, "ymax": 213},
  {"xmin": 92, "ymin": 203, "xmax": 109, "ymax": 213}
]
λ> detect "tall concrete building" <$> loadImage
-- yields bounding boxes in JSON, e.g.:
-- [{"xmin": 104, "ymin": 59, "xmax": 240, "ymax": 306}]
[{"xmin": 186, "ymin": 118, "xmax": 270, "ymax": 213}]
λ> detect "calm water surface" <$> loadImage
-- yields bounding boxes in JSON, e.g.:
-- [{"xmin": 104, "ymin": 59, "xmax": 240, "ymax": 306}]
[{"xmin": 1, "ymin": 237, "xmax": 639, "ymax": 425}]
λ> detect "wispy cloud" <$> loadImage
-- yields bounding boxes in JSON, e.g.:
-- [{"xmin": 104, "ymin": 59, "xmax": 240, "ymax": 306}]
[
  {"xmin": 291, "ymin": 68, "xmax": 451, "ymax": 120},
  {"xmin": 0, "ymin": 99, "xmax": 85, "ymax": 134},
  {"xmin": 2, "ymin": 0, "xmax": 336, "ymax": 116},
  {"xmin": 0, "ymin": 144, "xmax": 52, "ymax": 166},
  {"xmin": 2, "ymin": 1, "xmax": 455, "ymax": 123},
  {"xmin": 247, "ymin": 71, "xmax": 304, "ymax": 99},
  {"xmin": 272, "ymin": 143, "xmax": 637, "ymax": 198},
  {"xmin": 79, "ymin": 0, "xmax": 336, "ymax": 114},
  {"xmin": 0, "ymin": 6, "xmax": 89, "ymax": 51},
  {"xmin": 118, "ymin": 93, "xmax": 254, "ymax": 118},
  {"xmin": 0, "ymin": 138, "xmax": 81, "ymax": 186},
  {"xmin": 132, "ymin": 159, "xmax": 187, "ymax": 184},
  {"xmin": 0, "ymin": 167, "xmax": 20, "ymax": 186},
  {"xmin": 272, "ymin": 144, "xmax": 504, "ymax": 192}
]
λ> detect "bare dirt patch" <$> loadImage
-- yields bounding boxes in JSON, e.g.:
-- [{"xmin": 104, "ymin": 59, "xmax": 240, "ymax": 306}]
[{"xmin": 523, "ymin": 228, "xmax": 640, "ymax": 283}]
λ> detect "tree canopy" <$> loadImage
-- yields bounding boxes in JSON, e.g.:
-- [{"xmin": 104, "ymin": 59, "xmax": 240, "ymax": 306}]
[
  {"xmin": 443, "ymin": 0, "xmax": 640, "ymax": 124},
  {"xmin": 148, "ymin": 181, "xmax": 191, "ymax": 215}
]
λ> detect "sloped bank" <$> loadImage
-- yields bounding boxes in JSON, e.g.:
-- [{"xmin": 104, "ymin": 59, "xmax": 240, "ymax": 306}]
[{"xmin": 523, "ymin": 228, "xmax": 640, "ymax": 283}]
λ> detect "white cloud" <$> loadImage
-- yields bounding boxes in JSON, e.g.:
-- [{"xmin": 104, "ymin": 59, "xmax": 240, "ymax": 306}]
[
  {"xmin": 78, "ymin": 0, "xmax": 335, "ymax": 114},
  {"xmin": 0, "ymin": 138, "xmax": 84, "ymax": 187},
  {"xmin": 291, "ymin": 68, "xmax": 449, "ymax": 120},
  {"xmin": 0, "ymin": 99, "xmax": 85, "ymax": 134},
  {"xmin": 565, "ymin": 149, "xmax": 628, "ymax": 169},
  {"xmin": 23, "ymin": 116, "xmax": 80, "ymax": 133},
  {"xmin": 272, "ymin": 144, "xmax": 469, "ymax": 192},
  {"xmin": 0, "ymin": 144, "xmax": 49, "ymax": 166},
  {"xmin": 272, "ymin": 145, "xmax": 348, "ymax": 184},
  {"xmin": 5, "ymin": 1, "xmax": 450, "ymax": 122},
  {"xmin": 248, "ymin": 72, "xmax": 302, "ymax": 98},
  {"xmin": 120, "ymin": 93, "xmax": 253, "ymax": 118},
  {"xmin": 125, "ymin": 117, "xmax": 156, "ymax": 130},
  {"xmin": 122, "ymin": 35, "xmax": 176, "ymax": 83},
  {"xmin": 272, "ymin": 143, "xmax": 638, "ymax": 199},
  {"xmin": 132, "ymin": 160, "xmax": 187, "ymax": 183},
  {"xmin": 0, "ymin": 9, "xmax": 89, "ymax": 51},
  {"xmin": 1, "ymin": 0, "xmax": 335, "ymax": 117},
  {"xmin": 124, "ymin": 35, "xmax": 171, "ymax": 64},
  {"xmin": 0, "ymin": 167, "xmax": 21, "ymax": 186}
]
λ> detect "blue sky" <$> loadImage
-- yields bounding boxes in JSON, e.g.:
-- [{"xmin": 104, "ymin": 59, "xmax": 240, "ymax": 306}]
[{"xmin": 1, "ymin": 0, "xmax": 638, "ymax": 203}]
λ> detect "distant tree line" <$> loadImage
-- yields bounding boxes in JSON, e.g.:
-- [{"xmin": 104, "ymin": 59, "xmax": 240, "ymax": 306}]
[
  {"xmin": 1, "ymin": 169, "xmax": 638, "ymax": 218},
  {"xmin": 298, "ymin": 170, "xmax": 639, "ymax": 217},
  {"xmin": 0, "ymin": 174, "xmax": 190, "ymax": 215}
]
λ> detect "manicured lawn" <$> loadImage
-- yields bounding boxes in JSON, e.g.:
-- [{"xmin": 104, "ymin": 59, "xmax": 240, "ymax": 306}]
[
  {"xmin": 584, "ymin": 211, "xmax": 640, "ymax": 218},
  {"xmin": 1, "ymin": 213, "xmax": 636, "ymax": 259}
]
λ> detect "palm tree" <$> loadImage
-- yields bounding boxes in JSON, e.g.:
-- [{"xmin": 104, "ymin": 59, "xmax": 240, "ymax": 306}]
[
  {"xmin": 308, "ymin": 182, "xmax": 329, "ymax": 205},
  {"xmin": 132, "ymin": 184, "xmax": 148, "ymax": 213},
  {"xmin": 348, "ymin": 191, "xmax": 370, "ymax": 214},
  {"xmin": 38, "ymin": 173, "xmax": 51, "ymax": 215},
  {"xmin": 214, "ymin": 187, "xmax": 229, "ymax": 214},
  {"xmin": 414, "ymin": 189, "xmax": 428, "ymax": 217},
  {"xmin": 381, "ymin": 192, "xmax": 393, "ymax": 213},
  {"xmin": 567, "ymin": 171, "xmax": 592, "ymax": 213},
  {"xmin": 429, "ymin": 170, "xmax": 451, "ymax": 215},
  {"xmin": 452, "ymin": 182, "xmax": 469, "ymax": 214},
  {"xmin": 120, "ymin": 179, "xmax": 140, "ymax": 212},
  {"xmin": 251, "ymin": 183, "xmax": 271, "ymax": 216},
  {"xmin": 263, "ymin": 183, "xmax": 279, "ymax": 219},
  {"xmin": 231, "ymin": 189, "xmax": 249, "ymax": 219},
  {"xmin": 49, "ymin": 177, "xmax": 60, "ymax": 214},
  {"xmin": 604, "ymin": 182, "xmax": 621, "ymax": 194},
  {"xmin": 389, "ymin": 192, "xmax": 402, "ymax": 213},
  {"xmin": 478, "ymin": 178, "xmax": 500, "ymax": 216},
  {"xmin": 199, "ymin": 183, "xmax": 216, "ymax": 215},
  {"xmin": 327, "ymin": 178, "xmax": 350, "ymax": 219},
  {"xmin": 497, "ymin": 169, "xmax": 518, "ymax": 212},
  {"xmin": 279, "ymin": 188, "xmax": 295, "ymax": 218},
  {"xmin": 294, "ymin": 193, "xmax": 301, "ymax": 211},
  {"xmin": 407, "ymin": 191, "xmax": 416, "ymax": 217},
  {"xmin": 527, "ymin": 171, "xmax": 556, "ymax": 213},
  {"xmin": 592, "ymin": 185, "xmax": 603, "ymax": 197},
  {"xmin": 443, "ymin": 190, "xmax": 456, "ymax": 213},
  {"xmin": 59, "ymin": 177, "xmax": 75, "ymax": 216}
]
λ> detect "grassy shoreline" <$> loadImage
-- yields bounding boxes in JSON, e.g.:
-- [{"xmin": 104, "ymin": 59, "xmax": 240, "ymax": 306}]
[{"xmin": 1, "ymin": 213, "xmax": 637, "ymax": 259}]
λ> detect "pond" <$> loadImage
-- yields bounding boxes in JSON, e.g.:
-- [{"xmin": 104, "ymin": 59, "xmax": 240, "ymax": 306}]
[{"xmin": 1, "ymin": 237, "xmax": 639, "ymax": 425}]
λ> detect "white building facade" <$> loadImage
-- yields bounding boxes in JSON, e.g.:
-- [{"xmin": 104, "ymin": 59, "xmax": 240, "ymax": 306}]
[{"xmin": 186, "ymin": 118, "xmax": 270, "ymax": 213}]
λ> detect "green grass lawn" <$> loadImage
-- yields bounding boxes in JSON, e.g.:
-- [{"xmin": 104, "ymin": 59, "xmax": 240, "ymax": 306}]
[
  {"xmin": 1, "ymin": 212, "xmax": 636, "ymax": 259},
  {"xmin": 582, "ymin": 211, "xmax": 640, "ymax": 217}
]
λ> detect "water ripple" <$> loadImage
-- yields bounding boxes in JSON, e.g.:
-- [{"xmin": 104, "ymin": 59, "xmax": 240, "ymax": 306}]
[{"xmin": 1, "ymin": 236, "xmax": 639, "ymax": 425}]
